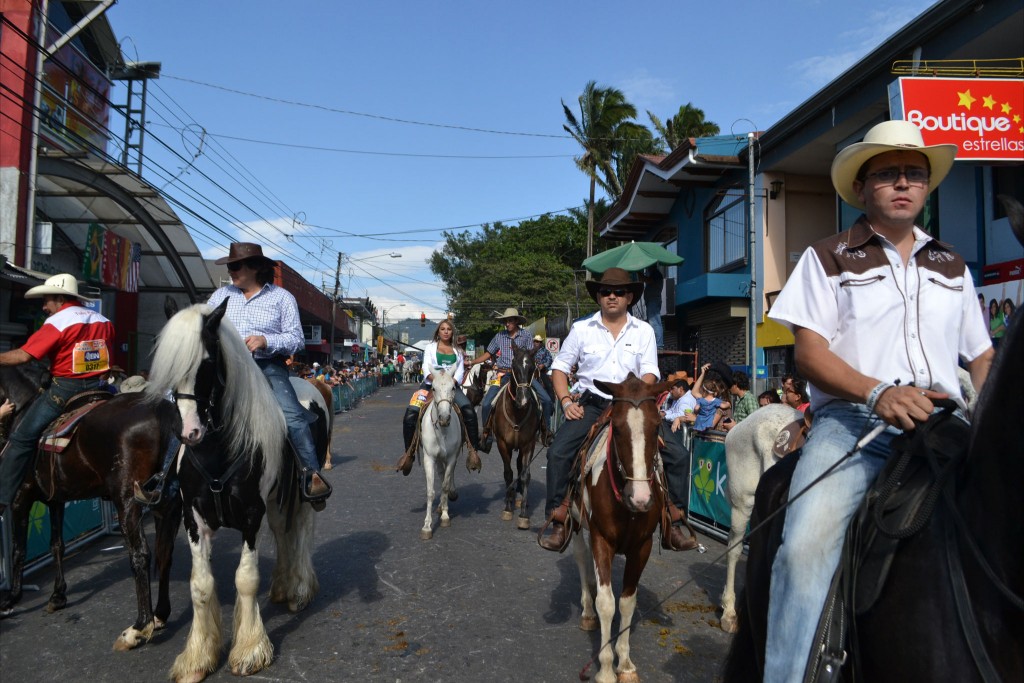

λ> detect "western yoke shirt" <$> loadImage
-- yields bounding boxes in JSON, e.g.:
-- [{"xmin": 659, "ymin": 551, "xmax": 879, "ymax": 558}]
[
  {"xmin": 21, "ymin": 303, "xmax": 114, "ymax": 378},
  {"xmin": 769, "ymin": 216, "xmax": 990, "ymax": 412},
  {"xmin": 551, "ymin": 312, "xmax": 659, "ymax": 399},
  {"xmin": 208, "ymin": 284, "xmax": 304, "ymax": 360}
]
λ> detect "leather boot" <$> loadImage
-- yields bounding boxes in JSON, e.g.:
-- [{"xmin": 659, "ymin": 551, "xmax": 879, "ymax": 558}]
[
  {"xmin": 396, "ymin": 407, "xmax": 419, "ymax": 476},
  {"xmin": 662, "ymin": 501, "xmax": 698, "ymax": 551},
  {"xmin": 538, "ymin": 502, "xmax": 571, "ymax": 552},
  {"xmin": 463, "ymin": 406, "xmax": 483, "ymax": 472}
]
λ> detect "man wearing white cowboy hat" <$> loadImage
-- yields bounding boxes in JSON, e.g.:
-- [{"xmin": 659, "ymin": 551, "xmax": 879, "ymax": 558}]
[
  {"xmin": 763, "ymin": 119, "xmax": 993, "ymax": 681},
  {"xmin": 0, "ymin": 273, "xmax": 115, "ymax": 517},
  {"xmin": 466, "ymin": 307, "xmax": 554, "ymax": 449},
  {"xmin": 538, "ymin": 267, "xmax": 697, "ymax": 553},
  {"xmin": 207, "ymin": 242, "xmax": 331, "ymax": 506}
]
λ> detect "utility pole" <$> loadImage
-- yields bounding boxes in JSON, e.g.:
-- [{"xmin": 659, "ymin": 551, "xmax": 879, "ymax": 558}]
[
  {"xmin": 329, "ymin": 252, "xmax": 342, "ymax": 363},
  {"xmin": 747, "ymin": 132, "xmax": 758, "ymax": 391}
]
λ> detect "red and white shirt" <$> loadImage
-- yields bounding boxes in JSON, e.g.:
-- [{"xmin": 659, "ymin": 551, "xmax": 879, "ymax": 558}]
[{"xmin": 22, "ymin": 303, "xmax": 115, "ymax": 378}]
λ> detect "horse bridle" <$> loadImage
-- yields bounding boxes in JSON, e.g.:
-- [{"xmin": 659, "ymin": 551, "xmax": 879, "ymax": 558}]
[{"xmin": 603, "ymin": 395, "xmax": 660, "ymax": 502}]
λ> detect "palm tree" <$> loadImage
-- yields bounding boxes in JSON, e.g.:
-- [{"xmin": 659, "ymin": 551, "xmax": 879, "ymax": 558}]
[
  {"xmin": 647, "ymin": 102, "xmax": 720, "ymax": 151},
  {"xmin": 563, "ymin": 81, "xmax": 639, "ymax": 258}
]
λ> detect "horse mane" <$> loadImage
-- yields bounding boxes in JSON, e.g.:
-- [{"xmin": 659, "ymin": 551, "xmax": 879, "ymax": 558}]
[{"xmin": 145, "ymin": 304, "xmax": 285, "ymax": 474}]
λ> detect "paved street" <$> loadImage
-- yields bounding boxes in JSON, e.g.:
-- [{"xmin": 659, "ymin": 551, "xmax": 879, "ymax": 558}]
[{"xmin": 0, "ymin": 386, "xmax": 741, "ymax": 682}]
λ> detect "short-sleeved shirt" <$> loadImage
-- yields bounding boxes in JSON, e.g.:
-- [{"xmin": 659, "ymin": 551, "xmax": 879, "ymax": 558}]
[
  {"xmin": 769, "ymin": 217, "xmax": 990, "ymax": 412},
  {"xmin": 732, "ymin": 390, "xmax": 758, "ymax": 423},
  {"xmin": 694, "ymin": 396, "xmax": 722, "ymax": 431},
  {"xmin": 208, "ymin": 284, "xmax": 304, "ymax": 360},
  {"xmin": 551, "ymin": 312, "xmax": 659, "ymax": 399},
  {"xmin": 486, "ymin": 329, "xmax": 533, "ymax": 370},
  {"xmin": 22, "ymin": 303, "xmax": 115, "ymax": 378}
]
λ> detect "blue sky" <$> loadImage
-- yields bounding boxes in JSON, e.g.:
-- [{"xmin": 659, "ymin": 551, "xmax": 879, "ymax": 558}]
[{"xmin": 106, "ymin": 0, "xmax": 936, "ymax": 320}]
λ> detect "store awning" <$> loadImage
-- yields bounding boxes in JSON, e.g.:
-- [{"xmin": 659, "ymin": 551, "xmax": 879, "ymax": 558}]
[{"xmin": 34, "ymin": 154, "xmax": 217, "ymax": 301}]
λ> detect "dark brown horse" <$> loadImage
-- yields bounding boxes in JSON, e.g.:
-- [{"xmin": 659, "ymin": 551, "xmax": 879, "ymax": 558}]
[
  {"xmin": 570, "ymin": 373, "xmax": 673, "ymax": 683},
  {"xmin": 723, "ymin": 220, "xmax": 1024, "ymax": 681},
  {"xmin": 491, "ymin": 346, "xmax": 541, "ymax": 529},
  {"xmin": 0, "ymin": 382, "xmax": 183, "ymax": 652},
  {"xmin": 464, "ymin": 358, "xmax": 491, "ymax": 407}
]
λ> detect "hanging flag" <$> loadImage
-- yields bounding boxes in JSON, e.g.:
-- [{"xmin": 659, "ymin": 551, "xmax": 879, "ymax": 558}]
[
  {"xmin": 126, "ymin": 242, "xmax": 142, "ymax": 293},
  {"xmin": 82, "ymin": 223, "xmax": 104, "ymax": 282}
]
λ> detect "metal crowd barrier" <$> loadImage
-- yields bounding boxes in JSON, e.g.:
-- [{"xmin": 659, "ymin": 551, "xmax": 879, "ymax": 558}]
[{"xmin": 331, "ymin": 377, "xmax": 379, "ymax": 413}]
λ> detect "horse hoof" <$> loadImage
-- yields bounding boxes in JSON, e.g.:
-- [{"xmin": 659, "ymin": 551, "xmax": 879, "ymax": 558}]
[
  {"xmin": 516, "ymin": 517, "xmax": 530, "ymax": 530},
  {"xmin": 720, "ymin": 612, "xmax": 739, "ymax": 634},
  {"xmin": 501, "ymin": 510, "xmax": 513, "ymax": 521},
  {"xmin": 44, "ymin": 597, "xmax": 67, "ymax": 613},
  {"xmin": 579, "ymin": 615, "xmax": 599, "ymax": 631},
  {"xmin": 617, "ymin": 672, "xmax": 640, "ymax": 683},
  {"xmin": 323, "ymin": 462, "xmax": 333, "ymax": 470},
  {"xmin": 440, "ymin": 518, "xmax": 451, "ymax": 528},
  {"xmin": 420, "ymin": 529, "xmax": 432, "ymax": 540}
]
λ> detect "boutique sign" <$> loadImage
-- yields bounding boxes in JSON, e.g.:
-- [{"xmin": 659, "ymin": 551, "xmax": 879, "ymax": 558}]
[{"xmin": 894, "ymin": 77, "xmax": 1023, "ymax": 161}]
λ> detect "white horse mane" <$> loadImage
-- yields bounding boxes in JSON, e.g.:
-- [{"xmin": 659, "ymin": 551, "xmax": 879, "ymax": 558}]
[{"xmin": 145, "ymin": 304, "xmax": 285, "ymax": 480}]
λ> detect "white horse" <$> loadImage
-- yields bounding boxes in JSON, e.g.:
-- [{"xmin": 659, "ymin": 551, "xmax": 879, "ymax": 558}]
[
  {"xmin": 720, "ymin": 403, "xmax": 801, "ymax": 633},
  {"xmin": 419, "ymin": 369, "xmax": 465, "ymax": 539},
  {"xmin": 718, "ymin": 370, "xmax": 980, "ymax": 633}
]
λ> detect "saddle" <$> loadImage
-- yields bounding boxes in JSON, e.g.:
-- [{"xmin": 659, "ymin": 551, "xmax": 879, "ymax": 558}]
[
  {"xmin": 772, "ymin": 414, "xmax": 812, "ymax": 458},
  {"xmin": 797, "ymin": 407, "xmax": 969, "ymax": 682},
  {"xmin": 37, "ymin": 391, "xmax": 113, "ymax": 454}
]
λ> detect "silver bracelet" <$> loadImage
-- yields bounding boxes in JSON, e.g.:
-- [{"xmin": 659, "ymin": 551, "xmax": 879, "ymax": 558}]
[{"xmin": 865, "ymin": 382, "xmax": 894, "ymax": 414}]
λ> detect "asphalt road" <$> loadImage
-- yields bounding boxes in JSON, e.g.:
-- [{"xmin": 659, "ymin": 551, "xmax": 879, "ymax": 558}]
[{"xmin": 0, "ymin": 385, "xmax": 742, "ymax": 682}]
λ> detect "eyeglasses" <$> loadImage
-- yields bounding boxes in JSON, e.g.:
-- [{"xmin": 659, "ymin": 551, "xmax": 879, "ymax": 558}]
[
  {"xmin": 598, "ymin": 289, "xmax": 628, "ymax": 298},
  {"xmin": 862, "ymin": 167, "xmax": 930, "ymax": 184}
]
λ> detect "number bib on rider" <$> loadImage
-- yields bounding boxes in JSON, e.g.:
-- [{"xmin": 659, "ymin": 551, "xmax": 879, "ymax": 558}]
[
  {"xmin": 72, "ymin": 339, "xmax": 110, "ymax": 374},
  {"xmin": 409, "ymin": 389, "xmax": 429, "ymax": 408},
  {"xmin": 487, "ymin": 371, "xmax": 506, "ymax": 387}
]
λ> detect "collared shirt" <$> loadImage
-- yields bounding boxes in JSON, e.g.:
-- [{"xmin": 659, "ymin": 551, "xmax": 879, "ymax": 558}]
[
  {"xmin": 208, "ymin": 284, "xmax": 305, "ymax": 359},
  {"xmin": 486, "ymin": 328, "xmax": 533, "ymax": 370},
  {"xmin": 769, "ymin": 216, "xmax": 990, "ymax": 412},
  {"xmin": 732, "ymin": 390, "xmax": 758, "ymax": 423},
  {"xmin": 534, "ymin": 345, "xmax": 553, "ymax": 369},
  {"xmin": 551, "ymin": 312, "xmax": 659, "ymax": 399},
  {"xmin": 663, "ymin": 390, "xmax": 696, "ymax": 422},
  {"xmin": 22, "ymin": 303, "xmax": 115, "ymax": 378}
]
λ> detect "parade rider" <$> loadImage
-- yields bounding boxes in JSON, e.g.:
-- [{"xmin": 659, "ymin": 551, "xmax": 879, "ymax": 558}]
[
  {"xmin": 395, "ymin": 318, "xmax": 482, "ymax": 475},
  {"xmin": 467, "ymin": 308, "xmax": 553, "ymax": 451},
  {"xmin": 537, "ymin": 268, "xmax": 697, "ymax": 552},
  {"xmin": 762, "ymin": 120, "xmax": 993, "ymax": 682},
  {"xmin": 207, "ymin": 242, "xmax": 331, "ymax": 504},
  {"xmin": 0, "ymin": 274, "xmax": 115, "ymax": 518}
]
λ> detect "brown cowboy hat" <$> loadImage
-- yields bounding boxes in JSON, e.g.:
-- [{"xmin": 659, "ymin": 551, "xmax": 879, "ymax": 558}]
[
  {"xmin": 584, "ymin": 267, "xmax": 644, "ymax": 302},
  {"xmin": 214, "ymin": 242, "xmax": 276, "ymax": 267},
  {"xmin": 494, "ymin": 307, "xmax": 527, "ymax": 324}
]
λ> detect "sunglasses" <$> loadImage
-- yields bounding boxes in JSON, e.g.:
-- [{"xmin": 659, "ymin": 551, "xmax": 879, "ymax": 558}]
[
  {"xmin": 862, "ymin": 167, "xmax": 930, "ymax": 184},
  {"xmin": 598, "ymin": 288, "xmax": 628, "ymax": 298},
  {"xmin": 226, "ymin": 260, "xmax": 253, "ymax": 272}
]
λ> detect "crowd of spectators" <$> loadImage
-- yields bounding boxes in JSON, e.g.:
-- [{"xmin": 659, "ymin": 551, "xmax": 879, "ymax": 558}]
[{"xmin": 288, "ymin": 355, "xmax": 422, "ymax": 389}]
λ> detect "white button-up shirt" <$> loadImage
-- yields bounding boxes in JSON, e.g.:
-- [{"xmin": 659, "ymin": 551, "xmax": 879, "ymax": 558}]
[
  {"xmin": 551, "ymin": 312, "xmax": 659, "ymax": 399},
  {"xmin": 769, "ymin": 217, "xmax": 990, "ymax": 411}
]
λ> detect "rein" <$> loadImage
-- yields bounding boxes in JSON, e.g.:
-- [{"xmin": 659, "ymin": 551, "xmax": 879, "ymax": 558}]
[{"xmin": 602, "ymin": 395, "xmax": 659, "ymax": 504}]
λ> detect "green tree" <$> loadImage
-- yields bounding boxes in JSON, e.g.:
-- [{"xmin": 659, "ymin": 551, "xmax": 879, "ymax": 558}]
[
  {"xmin": 429, "ymin": 211, "xmax": 606, "ymax": 344},
  {"xmin": 611, "ymin": 124, "xmax": 662, "ymax": 202},
  {"xmin": 647, "ymin": 102, "xmax": 720, "ymax": 150},
  {"xmin": 562, "ymin": 81, "xmax": 639, "ymax": 259}
]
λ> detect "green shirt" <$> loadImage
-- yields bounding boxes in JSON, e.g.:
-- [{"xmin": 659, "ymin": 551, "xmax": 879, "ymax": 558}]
[
  {"xmin": 733, "ymin": 390, "xmax": 758, "ymax": 423},
  {"xmin": 435, "ymin": 351, "xmax": 457, "ymax": 367}
]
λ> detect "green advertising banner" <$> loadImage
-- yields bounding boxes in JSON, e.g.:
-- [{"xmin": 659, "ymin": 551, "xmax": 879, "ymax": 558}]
[
  {"xmin": 25, "ymin": 499, "xmax": 104, "ymax": 563},
  {"xmin": 688, "ymin": 437, "xmax": 731, "ymax": 530}
]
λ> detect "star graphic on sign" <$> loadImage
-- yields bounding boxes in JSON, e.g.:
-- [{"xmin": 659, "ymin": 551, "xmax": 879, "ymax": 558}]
[
  {"xmin": 1015, "ymin": 115, "xmax": 1022, "ymax": 123},
  {"xmin": 982, "ymin": 95, "xmax": 997, "ymax": 109},
  {"xmin": 1001, "ymin": 102, "xmax": 1012, "ymax": 114},
  {"xmin": 957, "ymin": 90, "xmax": 976, "ymax": 109}
]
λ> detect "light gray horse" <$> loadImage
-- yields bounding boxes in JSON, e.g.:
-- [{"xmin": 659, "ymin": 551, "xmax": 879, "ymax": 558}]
[{"xmin": 418, "ymin": 369, "xmax": 464, "ymax": 539}]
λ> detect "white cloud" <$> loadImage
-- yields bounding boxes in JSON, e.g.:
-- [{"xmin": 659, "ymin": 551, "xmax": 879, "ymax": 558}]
[{"xmin": 615, "ymin": 69, "xmax": 678, "ymax": 115}]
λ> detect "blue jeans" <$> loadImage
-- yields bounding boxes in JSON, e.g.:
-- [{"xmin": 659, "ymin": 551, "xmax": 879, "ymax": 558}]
[
  {"xmin": 764, "ymin": 401, "xmax": 899, "ymax": 683},
  {"xmin": 545, "ymin": 401, "xmax": 605, "ymax": 514},
  {"xmin": 257, "ymin": 359, "xmax": 320, "ymax": 473},
  {"xmin": 482, "ymin": 374, "xmax": 552, "ymax": 432},
  {"xmin": 658, "ymin": 421, "xmax": 690, "ymax": 506},
  {"xmin": 0, "ymin": 375, "xmax": 104, "ymax": 506},
  {"xmin": 648, "ymin": 309, "xmax": 664, "ymax": 349}
]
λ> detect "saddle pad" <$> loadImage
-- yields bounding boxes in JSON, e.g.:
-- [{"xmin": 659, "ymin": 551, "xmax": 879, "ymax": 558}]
[
  {"xmin": 582, "ymin": 424, "xmax": 610, "ymax": 485},
  {"xmin": 772, "ymin": 418, "xmax": 809, "ymax": 458},
  {"xmin": 38, "ymin": 400, "xmax": 107, "ymax": 453}
]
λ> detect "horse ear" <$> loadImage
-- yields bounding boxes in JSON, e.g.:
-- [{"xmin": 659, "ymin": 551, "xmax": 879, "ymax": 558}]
[
  {"xmin": 163, "ymin": 295, "xmax": 180, "ymax": 320},
  {"xmin": 593, "ymin": 379, "xmax": 614, "ymax": 396},
  {"xmin": 205, "ymin": 299, "xmax": 228, "ymax": 335}
]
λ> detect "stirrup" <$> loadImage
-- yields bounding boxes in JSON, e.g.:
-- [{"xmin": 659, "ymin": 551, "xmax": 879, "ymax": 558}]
[{"xmin": 134, "ymin": 473, "xmax": 165, "ymax": 506}]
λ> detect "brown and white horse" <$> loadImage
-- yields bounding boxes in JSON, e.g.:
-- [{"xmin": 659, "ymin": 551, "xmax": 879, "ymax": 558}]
[{"xmin": 571, "ymin": 373, "xmax": 673, "ymax": 683}]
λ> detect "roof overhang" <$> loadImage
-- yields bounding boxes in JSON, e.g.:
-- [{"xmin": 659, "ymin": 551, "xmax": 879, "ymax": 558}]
[
  {"xmin": 599, "ymin": 137, "xmax": 745, "ymax": 241},
  {"xmin": 35, "ymin": 155, "xmax": 216, "ymax": 300}
]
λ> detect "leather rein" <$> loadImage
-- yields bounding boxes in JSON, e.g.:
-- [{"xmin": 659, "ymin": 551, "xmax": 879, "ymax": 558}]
[{"xmin": 603, "ymin": 394, "xmax": 659, "ymax": 504}]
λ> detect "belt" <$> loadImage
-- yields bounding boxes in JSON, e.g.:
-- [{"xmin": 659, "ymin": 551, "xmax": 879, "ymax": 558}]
[{"xmin": 580, "ymin": 390, "xmax": 611, "ymax": 410}]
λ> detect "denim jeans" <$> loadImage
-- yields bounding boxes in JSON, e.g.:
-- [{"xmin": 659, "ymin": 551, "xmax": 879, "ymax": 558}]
[
  {"xmin": 257, "ymin": 359, "xmax": 320, "ymax": 472},
  {"xmin": 764, "ymin": 401, "xmax": 899, "ymax": 683},
  {"xmin": 0, "ymin": 376, "xmax": 104, "ymax": 506},
  {"xmin": 481, "ymin": 373, "xmax": 552, "ymax": 432},
  {"xmin": 658, "ymin": 421, "xmax": 690, "ymax": 506},
  {"xmin": 544, "ymin": 401, "xmax": 606, "ymax": 515}
]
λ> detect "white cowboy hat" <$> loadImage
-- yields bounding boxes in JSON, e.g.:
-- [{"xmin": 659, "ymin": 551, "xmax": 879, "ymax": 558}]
[
  {"xmin": 830, "ymin": 120, "xmax": 957, "ymax": 211},
  {"xmin": 533, "ymin": 334, "xmax": 543, "ymax": 342},
  {"xmin": 24, "ymin": 273, "xmax": 95, "ymax": 301},
  {"xmin": 494, "ymin": 307, "xmax": 527, "ymax": 324}
]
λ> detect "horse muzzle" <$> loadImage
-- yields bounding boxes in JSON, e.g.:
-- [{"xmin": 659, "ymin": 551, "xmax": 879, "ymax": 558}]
[{"xmin": 623, "ymin": 481, "xmax": 653, "ymax": 513}]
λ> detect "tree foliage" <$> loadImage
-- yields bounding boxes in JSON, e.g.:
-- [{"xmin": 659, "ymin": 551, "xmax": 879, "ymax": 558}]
[
  {"xmin": 647, "ymin": 103, "xmax": 721, "ymax": 151},
  {"xmin": 429, "ymin": 210, "xmax": 610, "ymax": 342}
]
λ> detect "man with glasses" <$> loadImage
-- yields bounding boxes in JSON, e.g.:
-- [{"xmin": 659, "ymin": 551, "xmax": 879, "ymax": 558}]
[
  {"xmin": 208, "ymin": 242, "xmax": 331, "ymax": 507},
  {"xmin": 762, "ymin": 120, "xmax": 993, "ymax": 681},
  {"xmin": 538, "ymin": 268, "xmax": 697, "ymax": 552}
]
